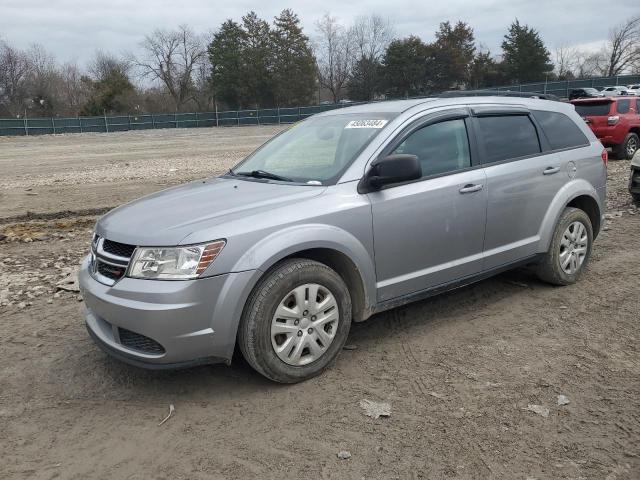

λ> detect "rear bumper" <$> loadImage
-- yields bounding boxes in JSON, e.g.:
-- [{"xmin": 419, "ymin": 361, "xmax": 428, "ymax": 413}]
[
  {"xmin": 589, "ymin": 126, "xmax": 626, "ymax": 146},
  {"xmin": 78, "ymin": 255, "xmax": 256, "ymax": 367}
]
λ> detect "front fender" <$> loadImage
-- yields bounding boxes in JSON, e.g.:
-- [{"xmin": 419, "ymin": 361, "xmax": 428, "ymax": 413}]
[
  {"xmin": 538, "ymin": 179, "xmax": 603, "ymax": 252},
  {"xmin": 231, "ymin": 223, "xmax": 377, "ymax": 313}
]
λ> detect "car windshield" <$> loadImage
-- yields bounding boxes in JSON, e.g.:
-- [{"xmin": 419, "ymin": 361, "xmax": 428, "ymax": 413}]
[
  {"xmin": 574, "ymin": 102, "xmax": 612, "ymax": 116},
  {"xmin": 230, "ymin": 113, "xmax": 396, "ymax": 185}
]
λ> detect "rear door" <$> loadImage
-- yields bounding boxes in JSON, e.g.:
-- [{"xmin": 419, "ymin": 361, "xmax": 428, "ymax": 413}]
[
  {"xmin": 369, "ymin": 110, "xmax": 487, "ymax": 301},
  {"xmin": 473, "ymin": 107, "xmax": 582, "ymax": 269}
]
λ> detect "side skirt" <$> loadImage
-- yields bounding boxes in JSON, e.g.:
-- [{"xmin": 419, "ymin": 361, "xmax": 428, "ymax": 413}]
[{"xmin": 371, "ymin": 254, "xmax": 543, "ymax": 316}]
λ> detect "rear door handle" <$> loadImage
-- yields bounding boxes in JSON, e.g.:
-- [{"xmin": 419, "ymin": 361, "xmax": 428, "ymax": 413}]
[
  {"xmin": 543, "ymin": 166, "xmax": 560, "ymax": 175},
  {"xmin": 459, "ymin": 183, "xmax": 483, "ymax": 194}
]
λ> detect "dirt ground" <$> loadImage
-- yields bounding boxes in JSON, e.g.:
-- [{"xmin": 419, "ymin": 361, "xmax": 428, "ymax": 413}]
[{"xmin": 0, "ymin": 128, "xmax": 639, "ymax": 479}]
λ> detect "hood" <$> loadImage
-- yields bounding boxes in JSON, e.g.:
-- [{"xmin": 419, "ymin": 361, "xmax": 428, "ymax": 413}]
[{"xmin": 96, "ymin": 177, "xmax": 326, "ymax": 246}]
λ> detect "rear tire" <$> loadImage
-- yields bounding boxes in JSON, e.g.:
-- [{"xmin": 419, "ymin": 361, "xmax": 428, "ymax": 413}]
[
  {"xmin": 613, "ymin": 133, "xmax": 639, "ymax": 160},
  {"xmin": 238, "ymin": 258, "xmax": 352, "ymax": 383},
  {"xmin": 535, "ymin": 207, "xmax": 593, "ymax": 286}
]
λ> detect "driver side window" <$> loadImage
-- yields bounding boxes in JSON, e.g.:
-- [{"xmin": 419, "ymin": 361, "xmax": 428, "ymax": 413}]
[{"xmin": 392, "ymin": 119, "xmax": 471, "ymax": 178}]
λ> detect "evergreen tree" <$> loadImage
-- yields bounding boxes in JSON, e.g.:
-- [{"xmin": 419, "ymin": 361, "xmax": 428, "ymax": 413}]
[
  {"xmin": 348, "ymin": 57, "xmax": 382, "ymax": 101},
  {"xmin": 432, "ymin": 21, "xmax": 475, "ymax": 90},
  {"xmin": 501, "ymin": 20, "xmax": 554, "ymax": 83},
  {"xmin": 271, "ymin": 9, "xmax": 316, "ymax": 106},
  {"xmin": 208, "ymin": 20, "xmax": 246, "ymax": 108},
  {"xmin": 381, "ymin": 36, "xmax": 433, "ymax": 98},
  {"xmin": 80, "ymin": 70, "xmax": 134, "ymax": 115},
  {"xmin": 241, "ymin": 11, "xmax": 274, "ymax": 108},
  {"xmin": 468, "ymin": 50, "xmax": 504, "ymax": 88}
]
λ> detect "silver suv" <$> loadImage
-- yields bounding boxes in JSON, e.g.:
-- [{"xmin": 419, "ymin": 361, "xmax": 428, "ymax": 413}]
[{"xmin": 79, "ymin": 96, "xmax": 607, "ymax": 383}]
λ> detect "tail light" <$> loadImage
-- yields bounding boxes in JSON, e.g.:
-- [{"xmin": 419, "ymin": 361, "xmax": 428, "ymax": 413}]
[
  {"xmin": 601, "ymin": 149, "xmax": 608, "ymax": 167},
  {"xmin": 607, "ymin": 115, "xmax": 619, "ymax": 125}
]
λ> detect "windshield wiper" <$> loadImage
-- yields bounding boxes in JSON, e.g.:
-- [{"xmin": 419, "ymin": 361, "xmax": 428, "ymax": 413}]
[{"xmin": 234, "ymin": 170, "xmax": 293, "ymax": 182}]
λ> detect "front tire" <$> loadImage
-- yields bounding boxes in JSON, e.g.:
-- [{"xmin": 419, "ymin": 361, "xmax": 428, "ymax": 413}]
[
  {"xmin": 238, "ymin": 258, "xmax": 352, "ymax": 383},
  {"xmin": 535, "ymin": 207, "xmax": 593, "ymax": 286}
]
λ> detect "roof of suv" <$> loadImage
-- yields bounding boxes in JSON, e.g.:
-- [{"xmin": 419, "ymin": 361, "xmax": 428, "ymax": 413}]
[
  {"xmin": 317, "ymin": 95, "xmax": 571, "ymax": 116},
  {"xmin": 571, "ymin": 96, "xmax": 627, "ymax": 103}
]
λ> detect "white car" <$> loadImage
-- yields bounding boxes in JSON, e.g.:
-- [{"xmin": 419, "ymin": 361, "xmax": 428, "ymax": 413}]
[
  {"xmin": 601, "ymin": 86, "xmax": 634, "ymax": 96},
  {"xmin": 627, "ymin": 84, "xmax": 640, "ymax": 95}
]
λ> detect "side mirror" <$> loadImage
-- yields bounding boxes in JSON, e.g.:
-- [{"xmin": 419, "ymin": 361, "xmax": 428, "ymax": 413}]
[{"xmin": 360, "ymin": 154, "xmax": 421, "ymax": 192}]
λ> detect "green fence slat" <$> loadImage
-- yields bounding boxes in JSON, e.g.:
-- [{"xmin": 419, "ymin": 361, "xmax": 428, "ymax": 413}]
[{"xmin": 3, "ymin": 74, "xmax": 640, "ymax": 136}]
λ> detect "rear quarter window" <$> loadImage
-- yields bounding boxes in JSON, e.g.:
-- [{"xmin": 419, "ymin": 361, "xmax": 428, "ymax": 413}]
[
  {"xmin": 617, "ymin": 99, "xmax": 631, "ymax": 114},
  {"xmin": 532, "ymin": 110, "xmax": 589, "ymax": 150},
  {"xmin": 574, "ymin": 102, "xmax": 612, "ymax": 117},
  {"xmin": 475, "ymin": 115, "xmax": 541, "ymax": 163}
]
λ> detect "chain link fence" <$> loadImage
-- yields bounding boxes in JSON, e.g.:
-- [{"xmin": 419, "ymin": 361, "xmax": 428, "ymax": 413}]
[
  {"xmin": 0, "ymin": 104, "xmax": 356, "ymax": 136},
  {"xmin": 2, "ymin": 74, "xmax": 639, "ymax": 137},
  {"xmin": 488, "ymin": 74, "xmax": 640, "ymax": 98}
]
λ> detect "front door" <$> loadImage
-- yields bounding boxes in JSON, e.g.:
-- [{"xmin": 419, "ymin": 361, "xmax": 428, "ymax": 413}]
[{"xmin": 369, "ymin": 115, "xmax": 487, "ymax": 302}]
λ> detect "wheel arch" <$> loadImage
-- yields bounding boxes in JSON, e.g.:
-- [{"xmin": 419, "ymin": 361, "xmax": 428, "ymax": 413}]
[
  {"xmin": 280, "ymin": 248, "xmax": 370, "ymax": 322},
  {"xmin": 231, "ymin": 224, "xmax": 377, "ymax": 322},
  {"xmin": 539, "ymin": 180, "xmax": 603, "ymax": 251},
  {"xmin": 567, "ymin": 194, "xmax": 601, "ymax": 237}
]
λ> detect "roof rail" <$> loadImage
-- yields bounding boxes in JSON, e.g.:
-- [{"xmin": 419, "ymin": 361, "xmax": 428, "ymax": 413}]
[{"xmin": 438, "ymin": 90, "xmax": 562, "ymax": 101}]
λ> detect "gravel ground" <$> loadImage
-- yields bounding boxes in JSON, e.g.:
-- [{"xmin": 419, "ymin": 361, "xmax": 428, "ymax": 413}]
[
  {"xmin": 0, "ymin": 126, "xmax": 285, "ymax": 220},
  {"xmin": 0, "ymin": 129, "xmax": 639, "ymax": 479}
]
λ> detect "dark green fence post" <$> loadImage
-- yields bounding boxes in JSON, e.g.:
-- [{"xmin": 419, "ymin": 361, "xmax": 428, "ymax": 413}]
[
  {"xmin": 277, "ymin": 107, "xmax": 281, "ymax": 125},
  {"xmin": 128, "ymin": 114, "xmax": 132, "ymax": 131},
  {"xmin": 237, "ymin": 110, "xmax": 240, "ymax": 126},
  {"xmin": 195, "ymin": 111, "xmax": 199, "ymax": 128},
  {"xmin": 78, "ymin": 116, "xmax": 82, "ymax": 133},
  {"xmin": 24, "ymin": 110, "xmax": 28, "ymax": 136},
  {"xmin": 174, "ymin": 112, "xmax": 177, "ymax": 128},
  {"xmin": 151, "ymin": 113, "xmax": 155, "ymax": 128},
  {"xmin": 51, "ymin": 117, "xmax": 56, "ymax": 135}
]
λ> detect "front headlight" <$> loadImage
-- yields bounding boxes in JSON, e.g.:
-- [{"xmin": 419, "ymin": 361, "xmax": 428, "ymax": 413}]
[{"xmin": 128, "ymin": 240, "xmax": 225, "ymax": 280}]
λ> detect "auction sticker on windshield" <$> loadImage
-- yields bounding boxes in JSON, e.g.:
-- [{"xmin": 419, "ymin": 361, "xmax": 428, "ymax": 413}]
[{"xmin": 345, "ymin": 119, "xmax": 388, "ymax": 129}]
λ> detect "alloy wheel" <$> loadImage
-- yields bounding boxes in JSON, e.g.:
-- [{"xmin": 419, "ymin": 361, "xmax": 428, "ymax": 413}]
[
  {"xmin": 559, "ymin": 221, "xmax": 588, "ymax": 275},
  {"xmin": 627, "ymin": 137, "xmax": 638, "ymax": 158}
]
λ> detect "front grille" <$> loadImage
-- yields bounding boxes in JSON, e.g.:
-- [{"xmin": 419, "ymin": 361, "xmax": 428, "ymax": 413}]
[
  {"xmin": 102, "ymin": 239, "xmax": 136, "ymax": 258},
  {"xmin": 90, "ymin": 236, "xmax": 136, "ymax": 286},
  {"xmin": 118, "ymin": 328, "xmax": 165, "ymax": 354},
  {"xmin": 97, "ymin": 261, "xmax": 127, "ymax": 280}
]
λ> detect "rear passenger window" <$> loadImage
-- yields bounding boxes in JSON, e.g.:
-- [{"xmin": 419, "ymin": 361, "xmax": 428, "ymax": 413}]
[
  {"xmin": 476, "ymin": 115, "xmax": 540, "ymax": 163},
  {"xmin": 617, "ymin": 100, "xmax": 630, "ymax": 114},
  {"xmin": 532, "ymin": 110, "xmax": 589, "ymax": 150},
  {"xmin": 392, "ymin": 119, "xmax": 471, "ymax": 178}
]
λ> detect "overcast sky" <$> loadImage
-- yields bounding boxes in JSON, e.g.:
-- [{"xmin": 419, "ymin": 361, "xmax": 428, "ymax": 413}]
[{"xmin": 1, "ymin": 0, "xmax": 638, "ymax": 69}]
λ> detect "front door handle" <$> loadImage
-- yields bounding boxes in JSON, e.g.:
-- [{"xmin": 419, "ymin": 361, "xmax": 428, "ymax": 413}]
[
  {"xmin": 459, "ymin": 183, "xmax": 483, "ymax": 194},
  {"xmin": 543, "ymin": 166, "xmax": 560, "ymax": 175}
]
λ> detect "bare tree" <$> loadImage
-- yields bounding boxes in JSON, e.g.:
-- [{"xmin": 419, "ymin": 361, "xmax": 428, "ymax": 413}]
[
  {"xmin": 554, "ymin": 43, "xmax": 579, "ymax": 79},
  {"xmin": 57, "ymin": 62, "xmax": 88, "ymax": 115},
  {"xmin": 350, "ymin": 14, "xmax": 395, "ymax": 63},
  {"xmin": 136, "ymin": 25, "xmax": 206, "ymax": 110},
  {"xmin": 315, "ymin": 14, "xmax": 352, "ymax": 103},
  {"xmin": 603, "ymin": 15, "xmax": 640, "ymax": 76},
  {"xmin": 90, "ymin": 50, "xmax": 131, "ymax": 82},
  {"xmin": 0, "ymin": 40, "xmax": 32, "ymax": 116},
  {"xmin": 25, "ymin": 43, "xmax": 59, "ymax": 113}
]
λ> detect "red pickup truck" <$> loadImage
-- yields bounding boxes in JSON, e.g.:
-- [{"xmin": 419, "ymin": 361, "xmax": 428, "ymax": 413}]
[{"xmin": 571, "ymin": 96, "xmax": 640, "ymax": 160}]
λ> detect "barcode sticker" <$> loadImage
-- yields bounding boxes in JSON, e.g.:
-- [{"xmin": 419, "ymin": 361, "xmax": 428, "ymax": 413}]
[{"xmin": 345, "ymin": 119, "xmax": 388, "ymax": 129}]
